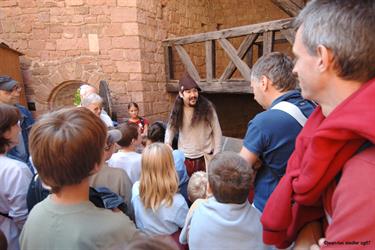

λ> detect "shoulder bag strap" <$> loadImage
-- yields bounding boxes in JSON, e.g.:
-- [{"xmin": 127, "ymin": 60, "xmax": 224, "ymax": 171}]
[{"xmin": 271, "ymin": 101, "xmax": 307, "ymax": 127}]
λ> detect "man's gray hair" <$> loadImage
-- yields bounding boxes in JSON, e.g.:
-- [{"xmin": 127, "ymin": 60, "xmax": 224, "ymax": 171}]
[
  {"xmin": 79, "ymin": 84, "xmax": 97, "ymax": 99},
  {"xmin": 81, "ymin": 93, "xmax": 103, "ymax": 107},
  {"xmin": 294, "ymin": 0, "xmax": 374, "ymax": 82},
  {"xmin": 251, "ymin": 52, "xmax": 297, "ymax": 92}
]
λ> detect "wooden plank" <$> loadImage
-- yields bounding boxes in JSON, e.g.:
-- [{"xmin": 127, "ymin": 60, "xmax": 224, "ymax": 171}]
[
  {"xmin": 280, "ymin": 28, "xmax": 296, "ymax": 45},
  {"xmin": 174, "ymin": 45, "xmax": 200, "ymax": 82},
  {"xmin": 162, "ymin": 18, "xmax": 293, "ymax": 46},
  {"xmin": 262, "ymin": 31, "xmax": 274, "ymax": 55},
  {"xmin": 166, "ymin": 79, "xmax": 252, "ymax": 94},
  {"xmin": 205, "ymin": 40, "xmax": 215, "ymax": 81},
  {"xmin": 218, "ymin": 38, "xmax": 252, "ymax": 82},
  {"xmin": 245, "ymin": 46, "xmax": 254, "ymax": 68},
  {"xmin": 164, "ymin": 46, "xmax": 173, "ymax": 80},
  {"xmin": 290, "ymin": 0, "xmax": 305, "ymax": 9},
  {"xmin": 220, "ymin": 34, "xmax": 258, "ymax": 82},
  {"xmin": 256, "ymin": 31, "xmax": 286, "ymax": 43},
  {"xmin": 271, "ymin": 0, "xmax": 302, "ymax": 17}
]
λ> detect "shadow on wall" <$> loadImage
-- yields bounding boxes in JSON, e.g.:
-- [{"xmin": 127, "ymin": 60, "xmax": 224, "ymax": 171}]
[{"xmin": 203, "ymin": 93, "xmax": 263, "ymax": 139}]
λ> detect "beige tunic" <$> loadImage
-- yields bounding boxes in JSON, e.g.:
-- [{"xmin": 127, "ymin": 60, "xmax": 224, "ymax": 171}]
[{"xmin": 165, "ymin": 105, "xmax": 222, "ymax": 159}]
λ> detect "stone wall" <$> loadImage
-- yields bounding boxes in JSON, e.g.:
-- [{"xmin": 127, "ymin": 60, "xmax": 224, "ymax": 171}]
[
  {"xmin": 0, "ymin": 0, "xmax": 290, "ymax": 136},
  {"xmin": 0, "ymin": 0, "xmax": 170, "ymax": 119}
]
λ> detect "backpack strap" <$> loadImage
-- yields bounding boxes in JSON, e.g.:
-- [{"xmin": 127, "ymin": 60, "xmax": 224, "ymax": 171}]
[
  {"xmin": 262, "ymin": 101, "xmax": 307, "ymax": 181},
  {"xmin": 271, "ymin": 101, "xmax": 307, "ymax": 127},
  {"xmin": 0, "ymin": 211, "xmax": 12, "ymax": 219}
]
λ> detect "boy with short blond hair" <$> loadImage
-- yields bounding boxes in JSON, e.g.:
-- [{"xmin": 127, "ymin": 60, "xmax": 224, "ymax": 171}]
[
  {"xmin": 20, "ymin": 107, "xmax": 139, "ymax": 250},
  {"xmin": 187, "ymin": 171, "xmax": 207, "ymax": 203}
]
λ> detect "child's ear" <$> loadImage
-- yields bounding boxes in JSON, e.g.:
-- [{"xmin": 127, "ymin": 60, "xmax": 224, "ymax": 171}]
[{"xmin": 206, "ymin": 182, "xmax": 212, "ymax": 198}]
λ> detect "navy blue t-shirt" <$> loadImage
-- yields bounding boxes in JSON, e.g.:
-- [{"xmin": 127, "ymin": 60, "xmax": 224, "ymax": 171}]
[{"xmin": 243, "ymin": 90, "xmax": 316, "ymax": 211}]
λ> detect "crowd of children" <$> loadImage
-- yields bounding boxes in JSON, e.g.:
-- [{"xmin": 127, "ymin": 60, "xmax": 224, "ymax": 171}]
[
  {"xmin": 2, "ymin": 1, "xmax": 373, "ymax": 248},
  {"xmin": 0, "ymin": 98, "xmax": 272, "ymax": 250}
]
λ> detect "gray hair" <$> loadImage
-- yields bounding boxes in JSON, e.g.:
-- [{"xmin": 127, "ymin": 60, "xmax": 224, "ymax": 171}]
[
  {"xmin": 79, "ymin": 84, "xmax": 97, "ymax": 99},
  {"xmin": 294, "ymin": 0, "xmax": 375, "ymax": 82},
  {"xmin": 81, "ymin": 93, "xmax": 103, "ymax": 107},
  {"xmin": 251, "ymin": 52, "xmax": 297, "ymax": 92}
]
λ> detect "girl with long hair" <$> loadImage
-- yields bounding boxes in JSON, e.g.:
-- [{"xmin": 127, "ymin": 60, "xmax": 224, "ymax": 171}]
[
  {"xmin": 127, "ymin": 102, "xmax": 149, "ymax": 137},
  {"xmin": 131, "ymin": 143, "xmax": 188, "ymax": 236},
  {"xmin": 0, "ymin": 104, "xmax": 33, "ymax": 250}
]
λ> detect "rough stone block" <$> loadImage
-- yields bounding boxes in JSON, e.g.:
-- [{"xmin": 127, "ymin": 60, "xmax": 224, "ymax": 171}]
[
  {"xmin": 111, "ymin": 36, "xmax": 140, "ymax": 49},
  {"xmin": 65, "ymin": 0, "xmax": 84, "ymax": 6},
  {"xmin": 108, "ymin": 49, "xmax": 124, "ymax": 60},
  {"xmin": 56, "ymin": 38, "xmax": 78, "ymax": 50},
  {"xmin": 28, "ymin": 40, "xmax": 46, "ymax": 50},
  {"xmin": 117, "ymin": 0, "xmax": 137, "ymax": 7},
  {"xmin": 104, "ymin": 24, "xmax": 124, "ymax": 37},
  {"xmin": 0, "ymin": 0, "xmax": 17, "ymax": 7},
  {"xmin": 110, "ymin": 7, "xmax": 137, "ymax": 22},
  {"xmin": 123, "ymin": 49, "xmax": 141, "ymax": 61},
  {"xmin": 116, "ymin": 61, "xmax": 142, "ymax": 73},
  {"xmin": 122, "ymin": 23, "xmax": 139, "ymax": 35},
  {"xmin": 87, "ymin": 0, "xmax": 107, "ymax": 5},
  {"xmin": 127, "ymin": 81, "xmax": 144, "ymax": 91}
]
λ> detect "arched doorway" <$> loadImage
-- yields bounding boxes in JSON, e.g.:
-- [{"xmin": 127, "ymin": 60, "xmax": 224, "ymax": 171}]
[{"xmin": 47, "ymin": 80, "xmax": 94, "ymax": 110}]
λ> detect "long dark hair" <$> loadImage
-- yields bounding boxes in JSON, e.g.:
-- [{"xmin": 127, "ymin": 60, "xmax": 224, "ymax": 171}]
[
  {"xmin": 168, "ymin": 94, "xmax": 214, "ymax": 132},
  {"xmin": 0, "ymin": 104, "xmax": 20, "ymax": 154}
]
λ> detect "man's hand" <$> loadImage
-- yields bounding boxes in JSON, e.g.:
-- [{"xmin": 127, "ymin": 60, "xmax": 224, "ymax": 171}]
[{"xmin": 310, "ymin": 238, "xmax": 326, "ymax": 250}]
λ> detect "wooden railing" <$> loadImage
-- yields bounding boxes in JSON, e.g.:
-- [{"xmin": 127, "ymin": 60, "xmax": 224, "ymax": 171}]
[{"xmin": 162, "ymin": 18, "xmax": 295, "ymax": 94}]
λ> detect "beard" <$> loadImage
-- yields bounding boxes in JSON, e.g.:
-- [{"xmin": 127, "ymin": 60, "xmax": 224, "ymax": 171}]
[{"xmin": 188, "ymin": 97, "xmax": 197, "ymax": 107}]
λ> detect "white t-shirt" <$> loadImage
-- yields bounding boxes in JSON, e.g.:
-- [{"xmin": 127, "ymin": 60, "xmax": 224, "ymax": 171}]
[
  {"xmin": 107, "ymin": 151, "xmax": 141, "ymax": 184},
  {"xmin": 0, "ymin": 155, "xmax": 33, "ymax": 250}
]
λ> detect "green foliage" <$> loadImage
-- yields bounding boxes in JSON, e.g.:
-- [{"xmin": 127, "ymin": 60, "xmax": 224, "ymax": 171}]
[{"xmin": 73, "ymin": 88, "xmax": 81, "ymax": 106}]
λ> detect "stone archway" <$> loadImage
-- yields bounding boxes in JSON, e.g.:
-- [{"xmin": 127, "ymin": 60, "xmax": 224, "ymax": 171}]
[{"xmin": 47, "ymin": 80, "xmax": 93, "ymax": 110}]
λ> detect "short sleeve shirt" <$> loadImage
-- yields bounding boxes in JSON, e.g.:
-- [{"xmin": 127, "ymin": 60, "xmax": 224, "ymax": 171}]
[{"xmin": 243, "ymin": 90, "xmax": 316, "ymax": 211}]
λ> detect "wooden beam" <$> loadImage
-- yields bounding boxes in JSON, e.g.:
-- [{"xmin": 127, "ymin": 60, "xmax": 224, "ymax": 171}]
[
  {"xmin": 205, "ymin": 40, "xmax": 215, "ymax": 81},
  {"xmin": 164, "ymin": 46, "xmax": 173, "ymax": 80},
  {"xmin": 174, "ymin": 45, "xmax": 200, "ymax": 82},
  {"xmin": 219, "ymin": 34, "xmax": 258, "ymax": 82},
  {"xmin": 271, "ymin": 0, "xmax": 302, "ymax": 17},
  {"xmin": 255, "ymin": 30, "xmax": 287, "ymax": 43},
  {"xmin": 245, "ymin": 45, "xmax": 254, "ymax": 68},
  {"xmin": 218, "ymin": 38, "xmax": 252, "ymax": 82},
  {"xmin": 290, "ymin": 0, "xmax": 306, "ymax": 9},
  {"xmin": 166, "ymin": 79, "xmax": 252, "ymax": 94},
  {"xmin": 262, "ymin": 31, "xmax": 274, "ymax": 55},
  {"xmin": 162, "ymin": 18, "xmax": 293, "ymax": 46},
  {"xmin": 280, "ymin": 28, "xmax": 296, "ymax": 44}
]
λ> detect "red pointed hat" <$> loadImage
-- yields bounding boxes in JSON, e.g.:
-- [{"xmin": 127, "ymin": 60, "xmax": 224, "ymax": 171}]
[{"xmin": 179, "ymin": 73, "xmax": 201, "ymax": 92}]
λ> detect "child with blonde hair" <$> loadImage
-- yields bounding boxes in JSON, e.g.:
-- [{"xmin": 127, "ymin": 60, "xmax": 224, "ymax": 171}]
[
  {"xmin": 132, "ymin": 143, "xmax": 188, "ymax": 236},
  {"xmin": 187, "ymin": 171, "xmax": 208, "ymax": 203},
  {"xmin": 179, "ymin": 171, "xmax": 209, "ymax": 244}
]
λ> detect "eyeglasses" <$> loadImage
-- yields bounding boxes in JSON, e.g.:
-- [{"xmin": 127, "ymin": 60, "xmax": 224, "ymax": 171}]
[{"xmin": 11, "ymin": 85, "xmax": 21, "ymax": 92}]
